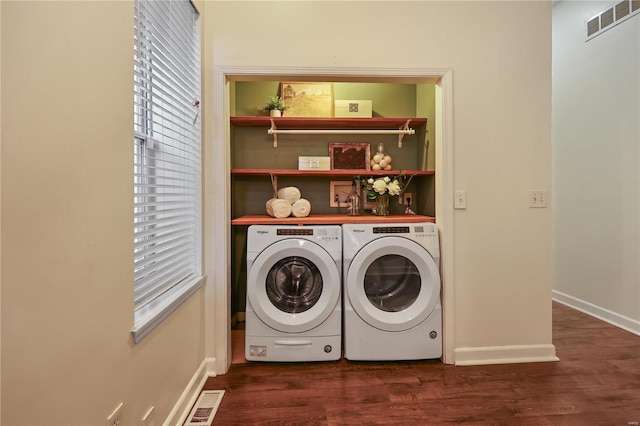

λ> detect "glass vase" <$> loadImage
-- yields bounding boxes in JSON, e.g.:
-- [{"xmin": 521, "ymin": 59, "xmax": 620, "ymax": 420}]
[{"xmin": 375, "ymin": 195, "xmax": 390, "ymax": 216}]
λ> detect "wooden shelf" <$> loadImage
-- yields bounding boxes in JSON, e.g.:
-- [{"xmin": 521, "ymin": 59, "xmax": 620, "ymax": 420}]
[
  {"xmin": 230, "ymin": 116, "xmax": 434, "ymax": 224},
  {"xmin": 232, "ymin": 116, "xmax": 427, "ymax": 148},
  {"xmin": 231, "ymin": 214, "xmax": 435, "ymax": 226},
  {"xmin": 230, "ymin": 116, "xmax": 427, "ymax": 129},
  {"xmin": 231, "ymin": 169, "xmax": 435, "ymax": 177}
]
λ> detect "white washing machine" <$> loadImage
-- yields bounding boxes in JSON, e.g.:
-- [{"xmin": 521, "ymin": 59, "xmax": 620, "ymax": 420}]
[
  {"xmin": 342, "ymin": 222, "xmax": 442, "ymax": 361},
  {"xmin": 245, "ymin": 225, "xmax": 342, "ymax": 362}
]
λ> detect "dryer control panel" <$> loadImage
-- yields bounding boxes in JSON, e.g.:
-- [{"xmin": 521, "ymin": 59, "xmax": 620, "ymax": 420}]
[
  {"xmin": 373, "ymin": 226, "xmax": 410, "ymax": 234},
  {"xmin": 372, "ymin": 225, "xmax": 437, "ymax": 236},
  {"xmin": 342, "ymin": 223, "xmax": 439, "ymax": 261}
]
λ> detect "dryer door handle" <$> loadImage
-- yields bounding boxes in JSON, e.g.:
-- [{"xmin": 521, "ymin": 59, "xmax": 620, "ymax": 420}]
[{"xmin": 274, "ymin": 339, "xmax": 313, "ymax": 347}]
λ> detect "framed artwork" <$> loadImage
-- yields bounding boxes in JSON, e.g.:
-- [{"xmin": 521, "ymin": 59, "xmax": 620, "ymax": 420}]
[
  {"xmin": 280, "ymin": 82, "xmax": 334, "ymax": 117},
  {"xmin": 329, "ymin": 143, "xmax": 371, "ymax": 170},
  {"xmin": 330, "ymin": 180, "xmax": 376, "ymax": 211},
  {"xmin": 329, "ymin": 181, "xmax": 353, "ymax": 207}
]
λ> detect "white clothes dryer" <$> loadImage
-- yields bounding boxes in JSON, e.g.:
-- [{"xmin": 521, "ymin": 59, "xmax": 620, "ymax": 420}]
[
  {"xmin": 245, "ymin": 225, "xmax": 342, "ymax": 362},
  {"xmin": 342, "ymin": 223, "xmax": 442, "ymax": 361}
]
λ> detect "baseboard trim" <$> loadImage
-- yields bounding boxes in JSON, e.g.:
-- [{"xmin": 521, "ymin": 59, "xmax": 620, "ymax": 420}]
[
  {"xmin": 164, "ymin": 357, "xmax": 217, "ymax": 426},
  {"xmin": 454, "ymin": 344, "xmax": 559, "ymax": 366},
  {"xmin": 552, "ymin": 290, "xmax": 640, "ymax": 336}
]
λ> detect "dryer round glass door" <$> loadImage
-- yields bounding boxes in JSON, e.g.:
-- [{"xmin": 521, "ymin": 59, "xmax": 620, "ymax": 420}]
[
  {"xmin": 364, "ymin": 254, "xmax": 421, "ymax": 312},
  {"xmin": 247, "ymin": 239, "xmax": 340, "ymax": 333},
  {"xmin": 346, "ymin": 236, "xmax": 440, "ymax": 332}
]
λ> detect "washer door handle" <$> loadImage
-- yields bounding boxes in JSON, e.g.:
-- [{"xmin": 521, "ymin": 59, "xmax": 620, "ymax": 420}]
[{"xmin": 275, "ymin": 340, "xmax": 313, "ymax": 347}]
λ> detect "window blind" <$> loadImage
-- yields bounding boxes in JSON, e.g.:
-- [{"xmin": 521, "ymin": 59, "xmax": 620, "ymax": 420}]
[{"xmin": 133, "ymin": 0, "xmax": 201, "ymax": 328}]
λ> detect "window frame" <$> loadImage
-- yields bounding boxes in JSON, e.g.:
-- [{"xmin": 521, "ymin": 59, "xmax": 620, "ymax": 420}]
[{"xmin": 131, "ymin": 0, "xmax": 203, "ymax": 343}]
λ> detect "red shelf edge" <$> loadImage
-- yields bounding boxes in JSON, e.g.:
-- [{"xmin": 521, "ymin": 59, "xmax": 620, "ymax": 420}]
[
  {"xmin": 231, "ymin": 169, "xmax": 435, "ymax": 177},
  {"xmin": 230, "ymin": 116, "xmax": 427, "ymax": 129},
  {"xmin": 231, "ymin": 214, "xmax": 436, "ymax": 226}
]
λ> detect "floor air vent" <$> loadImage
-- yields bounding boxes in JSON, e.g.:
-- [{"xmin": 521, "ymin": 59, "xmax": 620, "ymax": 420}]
[
  {"xmin": 184, "ymin": 390, "xmax": 225, "ymax": 426},
  {"xmin": 586, "ymin": 0, "xmax": 640, "ymax": 40}
]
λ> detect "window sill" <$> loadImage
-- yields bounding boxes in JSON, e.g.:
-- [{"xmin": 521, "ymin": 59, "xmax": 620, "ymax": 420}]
[{"xmin": 131, "ymin": 275, "xmax": 206, "ymax": 344}]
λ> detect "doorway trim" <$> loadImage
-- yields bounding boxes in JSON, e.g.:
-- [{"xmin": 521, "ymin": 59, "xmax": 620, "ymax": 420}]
[{"xmin": 208, "ymin": 66, "xmax": 454, "ymax": 373}]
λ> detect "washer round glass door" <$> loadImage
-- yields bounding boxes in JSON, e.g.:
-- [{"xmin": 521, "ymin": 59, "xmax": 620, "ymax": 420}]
[
  {"xmin": 346, "ymin": 236, "xmax": 440, "ymax": 332},
  {"xmin": 248, "ymin": 239, "xmax": 340, "ymax": 333}
]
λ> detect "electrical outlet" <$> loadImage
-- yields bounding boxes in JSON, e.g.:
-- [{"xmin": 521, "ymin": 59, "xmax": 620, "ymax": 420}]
[
  {"xmin": 106, "ymin": 402, "xmax": 123, "ymax": 426},
  {"xmin": 141, "ymin": 406, "xmax": 155, "ymax": 426},
  {"xmin": 529, "ymin": 190, "xmax": 548, "ymax": 208},
  {"xmin": 401, "ymin": 192, "xmax": 413, "ymax": 205}
]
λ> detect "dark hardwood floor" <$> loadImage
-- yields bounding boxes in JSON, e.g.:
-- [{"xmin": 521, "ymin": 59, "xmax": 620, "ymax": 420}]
[{"xmin": 200, "ymin": 303, "xmax": 640, "ymax": 425}]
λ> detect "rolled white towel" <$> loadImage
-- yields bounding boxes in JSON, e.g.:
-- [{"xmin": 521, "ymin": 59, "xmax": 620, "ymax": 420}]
[
  {"xmin": 291, "ymin": 198, "xmax": 311, "ymax": 218},
  {"xmin": 266, "ymin": 198, "xmax": 292, "ymax": 218},
  {"xmin": 277, "ymin": 186, "xmax": 301, "ymax": 204}
]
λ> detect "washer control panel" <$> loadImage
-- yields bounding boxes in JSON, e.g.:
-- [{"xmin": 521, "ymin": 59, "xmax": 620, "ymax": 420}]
[
  {"xmin": 312, "ymin": 226, "xmax": 341, "ymax": 241},
  {"xmin": 277, "ymin": 228, "xmax": 314, "ymax": 236},
  {"xmin": 248, "ymin": 225, "xmax": 342, "ymax": 262}
]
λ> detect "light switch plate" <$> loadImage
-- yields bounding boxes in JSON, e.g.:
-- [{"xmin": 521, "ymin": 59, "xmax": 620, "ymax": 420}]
[
  {"xmin": 455, "ymin": 190, "xmax": 466, "ymax": 209},
  {"xmin": 529, "ymin": 190, "xmax": 548, "ymax": 208}
]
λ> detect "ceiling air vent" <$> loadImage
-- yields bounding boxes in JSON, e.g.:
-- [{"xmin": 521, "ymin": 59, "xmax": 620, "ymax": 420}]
[
  {"xmin": 587, "ymin": 16, "xmax": 600, "ymax": 36},
  {"xmin": 586, "ymin": 0, "xmax": 640, "ymax": 40},
  {"xmin": 601, "ymin": 7, "xmax": 615, "ymax": 28},
  {"xmin": 616, "ymin": 0, "xmax": 630, "ymax": 19}
]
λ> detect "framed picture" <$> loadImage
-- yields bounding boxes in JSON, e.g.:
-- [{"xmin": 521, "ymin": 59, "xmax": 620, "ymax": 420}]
[
  {"xmin": 280, "ymin": 82, "xmax": 334, "ymax": 117},
  {"xmin": 329, "ymin": 181, "xmax": 353, "ymax": 207},
  {"xmin": 329, "ymin": 143, "xmax": 371, "ymax": 170}
]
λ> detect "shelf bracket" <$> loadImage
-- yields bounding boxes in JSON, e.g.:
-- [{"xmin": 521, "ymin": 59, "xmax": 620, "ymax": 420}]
[
  {"xmin": 398, "ymin": 120, "xmax": 412, "ymax": 148},
  {"xmin": 269, "ymin": 119, "xmax": 278, "ymax": 147},
  {"xmin": 270, "ymin": 173, "xmax": 278, "ymax": 198},
  {"xmin": 403, "ymin": 173, "xmax": 415, "ymax": 189}
]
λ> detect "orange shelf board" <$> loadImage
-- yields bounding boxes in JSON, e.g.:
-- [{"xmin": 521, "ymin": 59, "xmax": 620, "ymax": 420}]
[
  {"xmin": 231, "ymin": 214, "xmax": 435, "ymax": 226},
  {"xmin": 230, "ymin": 116, "xmax": 427, "ymax": 129},
  {"xmin": 231, "ymin": 169, "xmax": 435, "ymax": 177}
]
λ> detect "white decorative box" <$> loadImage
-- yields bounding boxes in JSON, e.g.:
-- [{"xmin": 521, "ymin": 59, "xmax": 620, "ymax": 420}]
[
  {"xmin": 298, "ymin": 156, "xmax": 330, "ymax": 171},
  {"xmin": 334, "ymin": 100, "xmax": 373, "ymax": 118}
]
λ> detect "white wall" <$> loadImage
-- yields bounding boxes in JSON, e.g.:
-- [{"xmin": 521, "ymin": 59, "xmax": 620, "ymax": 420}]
[
  {"xmin": 206, "ymin": 1, "xmax": 556, "ymax": 365},
  {"xmin": 1, "ymin": 1, "xmax": 207, "ymax": 424},
  {"xmin": 552, "ymin": 1, "xmax": 640, "ymax": 333}
]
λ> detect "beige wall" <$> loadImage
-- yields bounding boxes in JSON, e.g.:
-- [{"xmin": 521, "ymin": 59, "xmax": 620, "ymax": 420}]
[
  {"xmin": 1, "ymin": 1, "xmax": 205, "ymax": 425},
  {"xmin": 1, "ymin": 0, "xmax": 555, "ymax": 424},
  {"xmin": 0, "ymin": 0, "xmax": 3, "ymax": 420},
  {"xmin": 206, "ymin": 0, "xmax": 554, "ymax": 363}
]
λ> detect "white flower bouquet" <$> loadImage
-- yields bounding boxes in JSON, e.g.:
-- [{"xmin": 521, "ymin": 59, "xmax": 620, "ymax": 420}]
[{"xmin": 355, "ymin": 174, "xmax": 406, "ymax": 216}]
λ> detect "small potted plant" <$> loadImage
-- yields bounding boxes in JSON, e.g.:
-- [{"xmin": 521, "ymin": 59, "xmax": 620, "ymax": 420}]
[{"xmin": 263, "ymin": 96, "xmax": 289, "ymax": 117}]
